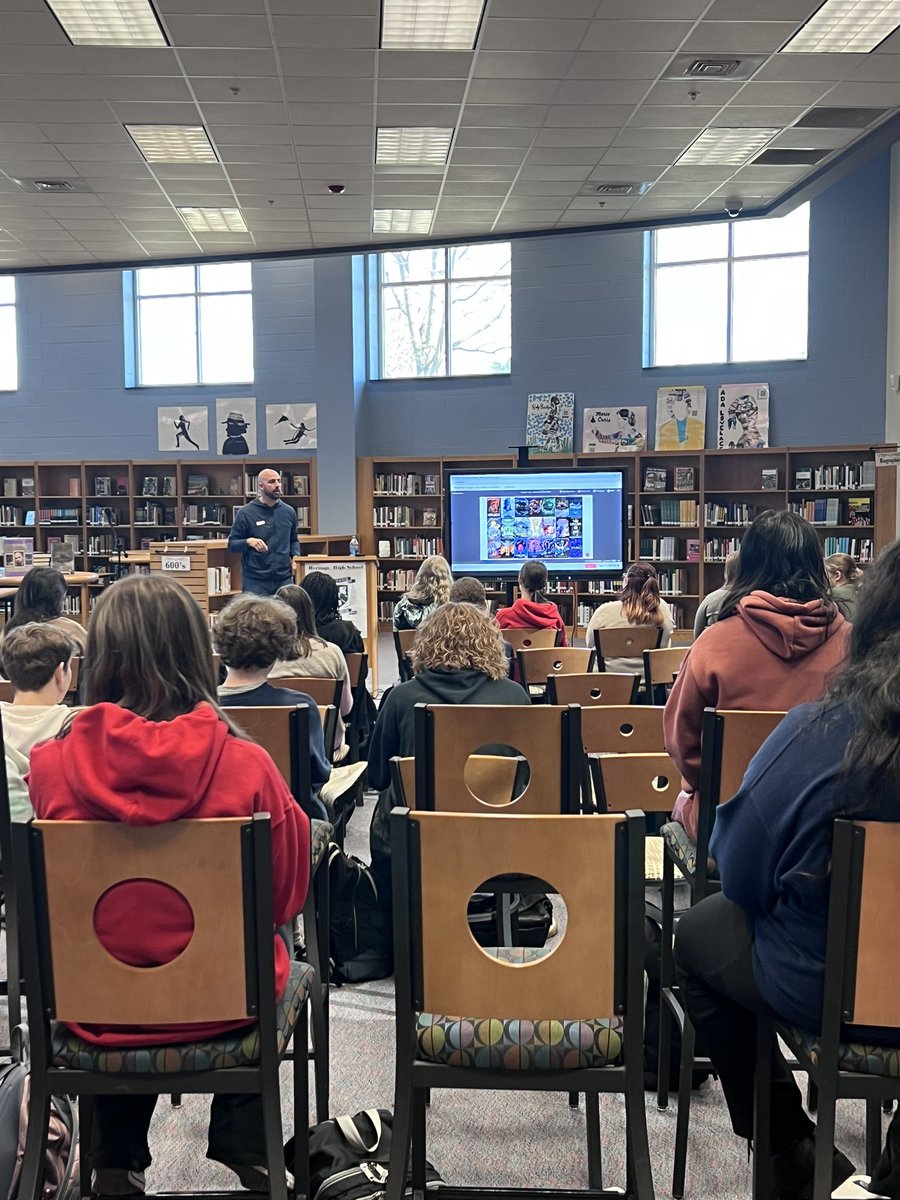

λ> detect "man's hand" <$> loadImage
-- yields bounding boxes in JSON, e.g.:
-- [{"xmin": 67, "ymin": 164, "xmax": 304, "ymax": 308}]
[{"xmin": 247, "ymin": 537, "xmax": 268, "ymax": 552}]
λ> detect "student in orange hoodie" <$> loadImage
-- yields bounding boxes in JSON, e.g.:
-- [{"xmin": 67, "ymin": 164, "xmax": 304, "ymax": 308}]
[{"xmin": 496, "ymin": 560, "xmax": 568, "ymax": 646}]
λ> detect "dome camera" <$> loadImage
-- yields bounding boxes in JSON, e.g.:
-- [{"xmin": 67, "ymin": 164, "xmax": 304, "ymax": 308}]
[
  {"xmin": 724, "ymin": 199, "xmax": 743, "ymax": 218},
  {"xmin": 328, "ymin": 183, "xmax": 346, "ymax": 195}
]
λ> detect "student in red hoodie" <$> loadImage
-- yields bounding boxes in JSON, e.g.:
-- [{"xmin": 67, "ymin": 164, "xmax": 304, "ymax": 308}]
[
  {"xmin": 27, "ymin": 574, "xmax": 309, "ymax": 1199},
  {"xmin": 664, "ymin": 510, "xmax": 850, "ymax": 841},
  {"xmin": 496, "ymin": 560, "xmax": 568, "ymax": 646}
]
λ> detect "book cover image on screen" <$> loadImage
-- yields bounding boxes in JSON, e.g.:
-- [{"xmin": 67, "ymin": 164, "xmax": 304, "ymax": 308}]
[{"xmin": 447, "ymin": 469, "xmax": 625, "ymax": 576}]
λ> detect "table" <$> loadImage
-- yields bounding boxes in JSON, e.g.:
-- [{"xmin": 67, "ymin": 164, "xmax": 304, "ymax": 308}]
[{"xmin": 0, "ymin": 572, "xmax": 99, "ymax": 628}]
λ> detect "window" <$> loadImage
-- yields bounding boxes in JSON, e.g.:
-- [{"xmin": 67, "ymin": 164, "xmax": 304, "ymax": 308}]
[
  {"xmin": 375, "ymin": 242, "xmax": 511, "ymax": 379},
  {"xmin": 129, "ymin": 262, "xmax": 253, "ymax": 386},
  {"xmin": 649, "ymin": 203, "xmax": 809, "ymax": 367},
  {"xmin": 0, "ymin": 277, "xmax": 17, "ymax": 391}
]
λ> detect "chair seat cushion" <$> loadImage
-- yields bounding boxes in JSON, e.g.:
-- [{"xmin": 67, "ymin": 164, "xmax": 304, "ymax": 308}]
[
  {"xmin": 786, "ymin": 1027, "xmax": 900, "ymax": 1077},
  {"xmin": 50, "ymin": 960, "xmax": 313, "ymax": 1073},
  {"xmin": 310, "ymin": 818, "xmax": 334, "ymax": 871},
  {"xmin": 661, "ymin": 821, "xmax": 696, "ymax": 878},
  {"xmin": 415, "ymin": 1010, "xmax": 624, "ymax": 1070}
]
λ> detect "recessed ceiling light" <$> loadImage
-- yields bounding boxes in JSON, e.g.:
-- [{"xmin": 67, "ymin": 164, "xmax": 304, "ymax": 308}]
[
  {"xmin": 43, "ymin": 0, "xmax": 166, "ymax": 46},
  {"xmin": 380, "ymin": 0, "xmax": 486, "ymax": 50},
  {"xmin": 782, "ymin": 0, "xmax": 900, "ymax": 53},
  {"xmin": 376, "ymin": 127, "xmax": 454, "ymax": 166},
  {"xmin": 126, "ymin": 125, "xmax": 219, "ymax": 164},
  {"xmin": 677, "ymin": 127, "xmax": 781, "ymax": 166},
  {"xmin": 373, "ymin": 208, "xmax": 434, "ymax": 233},
  {"xmin": 177, "ymin": 207, "xmax": 247, "ymax": 233}
]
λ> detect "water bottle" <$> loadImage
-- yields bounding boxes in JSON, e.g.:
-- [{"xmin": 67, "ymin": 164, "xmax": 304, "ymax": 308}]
[{"xmin": 349, "ymin": 535, "xmax": 360, "ymax": 557}]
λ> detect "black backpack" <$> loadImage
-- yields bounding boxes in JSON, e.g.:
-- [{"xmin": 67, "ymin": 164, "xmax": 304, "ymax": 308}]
[
  {"xmin": 327, "ymin": 845, "xmax": 393, "ymax": 984},
  {"xmin": 0, "ymin": 1057, "xmax": 79, "ymax": 1200}
]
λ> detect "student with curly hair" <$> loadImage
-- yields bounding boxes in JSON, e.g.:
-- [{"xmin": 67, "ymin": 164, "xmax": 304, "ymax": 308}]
[{"xmin": 392, "ymin": 554, "xmax": 452, "ymax": 632}]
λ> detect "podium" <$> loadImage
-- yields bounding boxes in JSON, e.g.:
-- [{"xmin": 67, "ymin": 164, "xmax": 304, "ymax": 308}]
[{"xmin": 297, "ymin": 555, "xmax": 379, "ymax": 692}]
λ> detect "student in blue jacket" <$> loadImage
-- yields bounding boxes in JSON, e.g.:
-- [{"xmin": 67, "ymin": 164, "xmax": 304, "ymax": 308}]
[{"xmin": 674, "ymin": 539, "xmax": 900, "ymax": 1200}]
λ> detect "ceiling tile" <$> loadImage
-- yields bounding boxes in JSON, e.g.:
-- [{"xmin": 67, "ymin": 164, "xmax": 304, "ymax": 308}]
[
  {"xmin": 287, "ymin": 125, "xmax": 371, "ymax": 145},
  {"xmin": 378, "ymin": 51, "xmax": 472, "ymax": 78},
  {"xmin": 600, "ymin": 147, "xmax": 674, "ymax": 165},
  {"xmin": 641, "ymin": 80, "xmax": 741, "ymax": 106},
  {"xmin": 532, "ymin": 126, "xmax": 616, "ymax": 146},
  {"xmin": 735, "ymin": 81, "xmax": 837, "ymax": 106},
  {"xmin": 614, "ymin": 126, "xmax": 697, "ymax": 149},
  {"xmin": 479, "ymin": 18, "xmax": 590, "ymax": 53},
  {"xmin": 824, "ymin": 82, "xmax": 900, "ymax": 107},
  {"xmin": 545, "ymin": 104, "xmax": 635, "ymax": 126},
  {"xmin": 290, "ymin": 103, "xmax": 374, "ymax": 125},
  {"xmin": 710, "ymin": 105, "xmax": 803, "ymax": 126},
  {"xmin": 554, "ymin": 78, "xmax": 649, "ymax": 104},
  {"xmin": 0, "ymin": 75, "xmax": 103, "ymax": 101},
  {"xmin": 473, "ymin": 51, "xmax": 575, "ymax": 79},
  {"xmin": 628, "ymin": 103, "xmax": 719, "ymax": 127},
  {"xmin": 705, "ymin": 0, "xmax": 818, "ymax": 20},
  {"xmin": 451, "ymin": 146, "xmax": 529, "ymax": 165},
  {"xmin": 525, "ymin": 146, "xmax": 603, "ymax": 164},
  {"xmin": 111, "ymin": 102, "xmax": 202, "ymax": 124},
  {"xmin": 178, "ymin": 48, "xmax": 278, "ymax": 76},
  {"xmin": 460, "ymin": 104, "xmax": 549, "ymax": 126},
  {"xmin": 849, "ymin": 56, "xmax": 900, "ymax": 83},
  {"xmin": 580, "ymin": 20, "xmax": 692, "ymax": 52},
  {"xmin": 193, "ymin": 77, "xmax": 284, "ymax": 103},
  {"xmin": 519, "ymin": 163, "xmax": 593, "ymax": 181},
  {"xmin": 491, "ymin": 0, "xmax": 600, "ymax": 15},
  {"xmin": 39, "ymin": 123, "xmax": 132, "ymax": 144},
  {"xmin": 465, "ymin": 78, "xmax": 561, "ymax": 104},
  {"xmin": 567, "ymin": 51, "xmax": 671, "ymax": 79},
  {"xmin": 375, "ymin": 103, "xmax": 460, "ymax": 125},
  {"xmin": 0, "ymin": 123, "xmax": 46, "ymax": 143},
  {"xmin": 444, "ymin": 165, "xmax": 519, "ymax": 182},
  {"xmin": 280, "ymin": 48, "xmax": 376, "ymax": 75},
  {"xmin": 272, "ymin": 16, "xmax": 377, "ymax": 47},
  {"xmin": 210, "ymin": 124, "xmax": 293, "ymax": 145},
  {"xmin": 753, "ymin": 54, "xmax": 863, "ymax": 83},
  {"xmin": 453, "ymin": 126, "xmax": 538, "ymax": 147},
  {"xmin": 165, "ymin": 15, "xmax": 272, "ymax": 46},
  {"xmin": 282, "ymin": 76, "xmax": 374, "ymax": 103},
  {"xmin": 219, "ymin": 145, "xmax": 298, "ymax": 162},
  {"xmin": 681, "ymin": 21, "xmax": 800, "ymax": 54}
]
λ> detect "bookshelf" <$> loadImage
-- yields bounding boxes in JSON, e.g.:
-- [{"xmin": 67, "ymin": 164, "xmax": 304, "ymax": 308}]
[
  {"xmin": 358, "ymin": 446, "xmax": 896, "ymax": 639},
  {"xmin": 148, "ymin": 540, "xmax": 241, "ymax": 622}
]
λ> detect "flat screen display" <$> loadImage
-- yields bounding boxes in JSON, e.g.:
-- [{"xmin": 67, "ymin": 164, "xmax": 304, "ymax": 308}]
[{"xmin": 446, "ymin": 468, "xmax": 625, "ymax": 576}]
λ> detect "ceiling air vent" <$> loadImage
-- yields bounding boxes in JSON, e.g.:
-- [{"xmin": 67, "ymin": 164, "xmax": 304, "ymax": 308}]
[
  {"xmin": 795, "ymin": 107, "xmax": 887, "ymax": 129},
  {"xmin": 752, "ymin": 148, "xmax": 828, "ymax": 166},
  {"xmin": 663, "ymin": 53, "xmax": 765, "ymax": 82},
  {"xmin": 685, "ymin": 58, "xmax": 740, "ymax": 77},
  {"xmin": 13, "ymin": 178, "xmax": 92, "ymax": 193},
  {"xmin": 578, "ymin": 182, "xmax": 649, "ymax": 197}
]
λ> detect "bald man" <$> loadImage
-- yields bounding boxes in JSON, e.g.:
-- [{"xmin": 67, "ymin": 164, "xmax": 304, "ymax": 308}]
[{"xmin": 228, "ymin": 468, "xmax": 302, "ymax": 594}]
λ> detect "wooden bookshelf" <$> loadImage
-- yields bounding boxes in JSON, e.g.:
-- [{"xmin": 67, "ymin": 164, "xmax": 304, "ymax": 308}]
[{"xmin": 149, "ymin": 540, "xmax": 241, "ymax": 621}]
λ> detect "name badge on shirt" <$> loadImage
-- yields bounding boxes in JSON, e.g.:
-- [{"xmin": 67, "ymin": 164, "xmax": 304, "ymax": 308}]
[{"xmin": 256, "ymin": 520, "xmax": 266, "ymax": 525}]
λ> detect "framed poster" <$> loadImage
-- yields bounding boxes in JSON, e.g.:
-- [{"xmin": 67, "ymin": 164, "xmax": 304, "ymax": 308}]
[
  {"xmin": 266, "ymin": 403, "xmax": 317, "ymax": 450},
  {"xmin": 157, "ymin": 406, "xmax": 209, "ymax": 452},
  {"xmin": 303, "ymin": 559, "xmax": 368, "ymax": 638},
  {"xmin": 216, "ymin": 397, "xmax": 257, "ymax": 456},
  {"xmin": 717, "ymin": 383, "xmax": 769, "ymax": 449},
  {"xmin": 583, "ymin": 406, "xmax": 647, "ymax": 452},
  {"xmin": 526, "ymin": 392, "xmax": 575, "ymax": 453},
  {"xmin": 655, "ymin": 386, "xmax": 706, "ymax": 450}
]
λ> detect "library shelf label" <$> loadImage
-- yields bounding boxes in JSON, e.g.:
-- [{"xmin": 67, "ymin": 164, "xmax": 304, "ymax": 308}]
[{"xmin": 161, "ymin": 555, "xmax": 191, "ymax": 572}]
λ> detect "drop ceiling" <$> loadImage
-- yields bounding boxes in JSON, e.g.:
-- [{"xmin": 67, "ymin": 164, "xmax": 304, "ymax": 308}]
[{"xmin": 2, "ymin": 0, "xmax": 900, "ymax": 269}]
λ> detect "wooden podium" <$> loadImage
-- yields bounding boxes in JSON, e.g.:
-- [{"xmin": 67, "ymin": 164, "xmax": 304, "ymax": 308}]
[{"xmin": 297, "ymin": 555, "xmax": 379, "ymax": 691}]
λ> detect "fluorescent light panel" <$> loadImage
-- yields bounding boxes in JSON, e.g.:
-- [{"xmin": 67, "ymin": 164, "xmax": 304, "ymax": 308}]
[
  {"xmin": 373, "ymin": 208, "xmax": 434, "ymax": 233},
  {"xmin": 380, "ymin": 0, "xmax": 485, "ymax": 50},
  {"xmin": 376, "ymin": 127, "xmax": 453, "ymax": 166},
  {"xmin": 178, "ymin": 207, "xmax": 247, "ymax": 233},
  {"xmin": 126, "ymin": 125, "xmax": 219, "ymax": 164},
  {"xmin": 782, "ymin": 0, "xmax": 900, "ymax": 53},
  {"xmin": 678, "ymin": 127, "xmax": 781, "ymax": 165},
  {"xmin": 44, "ymin": 0, "xmax": 166, "ymax": 45}
]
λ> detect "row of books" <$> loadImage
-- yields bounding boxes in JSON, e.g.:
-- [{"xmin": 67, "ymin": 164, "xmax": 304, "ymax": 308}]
[
  {"xmin": 373, "ymin": 506, "xmax": 438, "ymax": 527},
  {"xmin": 378, "ymin": 570, "xmax": 417, "ymax": 590},
  {"xmin": 242, "ymin": 472, "xmax": 309, "ymax": 496},
  {"xmin": 2, "ymin": 478, "xmax": 34, "ymax": 497},
  {"xmin": 794, "ymin": 462, "xmax": 875, "ymax": 490},
  {"xmin": 0, "ymin": 507, "xmax": 25, "ymax": 524},
  {"xmin": 183, "ymin": 503, "xmax": 233, "ymax": 525},
  {"xmin": 638, "ymin": 537, "xmax": 701, "ymax": 562},
  {"xmin": 640, "ymin": 499, "xmax": 699, "ymax": 526},
  {"xmin": 135, "ymin": 504, "xmax": 177, "ymax": 525},
  {"xmin": 93, "ymin": 477, "xmax": 128, "ymax": 496},
  {"xmin": 704, "ymin": 502, "xmax": 757, "ymax": 526},
  {"xmin": 656, "ymin": 569, "xmax": 690, "ymax": 595},
  {"xmin": 208, "ymin": 566, "xmax": 233, "ymax": 596},
  {"xmin": 704, "ymin": 537, "xmax": 743, "ymax": 560},
  {"xmin": 87, "ymin": 534, "xmax": 119, "ymax": 553},
  {"xmin": 389, "ymin": 536, "xmax": 442, "ymax": 558},
  {"xmin": 643, "ymin": 467, "xmax": 695, "ymax": 492},
  {"xmin": 48, "ymin": 534, "xmax": 82, "ymax": 553},
  {"xmin": 823, "ymin": 537, "xmax": 874, "ymax": 561},
  {"xmin": 789, "ymin": 496, "xmax": 872, "ymax": 526},
  {"xmin": 39, "ymin": 506, "xmax": 80, "ymax": 524},
  {"xmin": 374, "ymin": 472, "xmax": 438, "ymax": 496},
  {"xmin": 139, "ymin": 477, "xmax": 177, "ymax": 497}
]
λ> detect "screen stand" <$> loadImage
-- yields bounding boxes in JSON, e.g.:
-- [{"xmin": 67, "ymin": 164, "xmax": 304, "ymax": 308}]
[
  {"xmin": 504, "ymin": 580, "xmax": 517, "ymax": 606},
  {"xmin": 510, "ymin": 445, "xmax": 531, "ymax": 469}
]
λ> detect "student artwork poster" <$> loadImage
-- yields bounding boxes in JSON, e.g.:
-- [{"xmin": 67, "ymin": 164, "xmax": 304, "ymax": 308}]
[
  {"xmin": 583, "ymin": 407, "xmax": 647, "ymax": 452},
  {"xmin": 526, "ymin": 392, "xmax": 575, "ymax": 453},
  {"xmin": 484, "ymin": 493, "xmax": 588, "ymax": 563},
  {"xmin": 157, "ymin": 407, "xmax": 209, "ymax": 453},
  {"xmin": 717, "ymin": 383, "xmax": 769, "ymax": 449},
  {"xmin": 266, "ymin": 403, "xmax": 317, "ymax": 450},
  {"xmin": 655, "ymin": 386, "xmax": 706, "ymax": 451}
]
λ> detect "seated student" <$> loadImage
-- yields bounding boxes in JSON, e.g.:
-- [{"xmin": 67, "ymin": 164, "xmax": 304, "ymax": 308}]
[
  {"xmin": 273, "ymin": 584, "xmax": 353, "ymax": 755},
  {"xmin": 450, "ymin": 575, "xmax": 514, "ymax": 674},
  {"xmin": 28, "ymin": 574, "xmax": 309, "ymax": 1197},
  {"xmin": 496, "ymin": 560, "xmax": 568, "ymax": 646},
  {"xmin": 4, "ymin": 565, "xmax": 87, "ymax": 651},
  {"xmin": 693, "ymin": 549, "xmax": 739, "ymax": 638},
  {"xmin": 392, "ymin": 554, "xmax": 452, "ymax": 632},
  {"xmin": 301, "ymin": 571, "xmax": 364, "ymax": 655},
  {"xmin": 665, "ymin": 510, "xmax": 850, "ymax": 842},
  {"xmin": 825, "ymin": 552, "xmax": 863, "ymax": 621},
  {"xmin": 0, "ymin": 623, "xmax": 77, "ymax": 821},
  {"xmin": 214, "ymin": 595, "xmax": 332, "ymax": 812},
  {"xmin": 584, "ymin": 561, "xmax": 674, "ymax": 674},
  {"xmin": 671, "ymin": 540, "xmax": 900, "ymax": 1199}
]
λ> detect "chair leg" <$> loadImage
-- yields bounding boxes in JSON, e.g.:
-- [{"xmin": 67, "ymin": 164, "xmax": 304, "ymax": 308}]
[
  {"xmin": 625, "ymin": 1061, "xmax": 655, "ymax": 1200},
  {"xmin": 752, "ymin": 1017, "xmax": 773, "ymax": 1200},
  {"xmin": 385, "ymin": 1063, "xmax": 413, "ymax": 1200},
  {"xmin": 672, "ymin": 1017, "xmax": 695, "ymax": 1199},
  {"xmin": 806, "ymin": 1077, "xmax": 818, "ymax": 1114},
  {"xmin": 569, "ymin": 1091, "xmax": 579, "ymax": 1109},
  {"xmin": 303, "ymin": 882, "xmax": 329, "ymax": 1123},
  {"xmin": 18, "ymin": 1069, "xmax": 51, "ymax": 1200},
  {"xmin": 811, "ymin": 1072, "xmax": 837, "ymax": 1200},
  {"xmin": 657, "ymin": 856, "xmax": 676, "ymax": 1112},
  {"xmin": 292, "ymin": 1004, "xmax": 311, "ymax": 1200},
  {"xmin": 585, "ymin": 1091, "xmax": 603, "ymax": 1192},
  {"xmin": 79, "ymin": 1095, "xmax": 94, "ymax": 1200},
  {"xmin": 866, "ymin": 1097, "xmax": 883, "ymax": 1177},
  {"xmin": 411, "ymin": 1085, "xmax": 427, "ymax": 1193}
]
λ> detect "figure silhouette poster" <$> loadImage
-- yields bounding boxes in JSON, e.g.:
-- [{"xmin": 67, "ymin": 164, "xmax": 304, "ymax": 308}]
[
  {"xmin": 266, "ymin": 403, "xmax": 317, "ymax": 450},
  {"xmin": 717, "ymin": 383, "xmax": 769, "ymax": 449},
  {"xmin": 583, "ymin": 406, "xmax": 647, "ymax": 452},
  {"xmin": 526, "ymin": 392, "xmax": 574, "ymax": 453},
  {"xmin": 157, "ymin": 406, "xmax": 208, "ymax": 452},
  {"xmin": 216, "ymin": 397, "xmax": 257, "ymax": 456},
  {"xmin": 655, "ymin": 386, "xmax": 706, "ymax": 451}
]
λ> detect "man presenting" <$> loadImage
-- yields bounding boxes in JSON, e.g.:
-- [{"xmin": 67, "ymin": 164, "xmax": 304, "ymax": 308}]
[{"xmin": 228, "ymin": 468, "xmax": 301, "ymax": 594}]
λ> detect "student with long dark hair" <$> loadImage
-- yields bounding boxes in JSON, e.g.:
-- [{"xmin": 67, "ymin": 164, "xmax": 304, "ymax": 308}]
[
  {"xmin": 665, "ymin": 510, "xmax": 849, "ymax": 840},
  {"xmin": 27, "ymin": 575, "xmax": 309, "ymax": 1196},
  {"xmin": 301, "ymin": 570, "xmax": 364, "ymax": 655},
  {"xmin": 496, "ymin": 560, "xmax": 568, "ymax": 646},
  {"xmin": 584, "ymin": 560, "xmax": 674, "ymax": 673},
  {"xmin": 673, "ymin": 539, "xmax": 900, "ymax": 1199},
  {"xmin": 5, "ymin": 565, "xmax": 87, "ymax": 650}
]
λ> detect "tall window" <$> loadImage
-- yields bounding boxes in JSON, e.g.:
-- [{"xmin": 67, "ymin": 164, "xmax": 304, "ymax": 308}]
[
  {"xmin": 649, "ymin": 203, "xmax": 809, "ymax": 367},
  {"xmin": 0, "ymin": 277, "xmax": 17, "ymax": 391},
  {"xmin": 376, "ymin": 242, "xmax": 511, "ymax": 379},
  {"xmin": 130, "ymin": 262, "xmax": 253, "ymax": 386}
]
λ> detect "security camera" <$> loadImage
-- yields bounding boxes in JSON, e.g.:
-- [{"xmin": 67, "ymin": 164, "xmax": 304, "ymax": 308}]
[
  {"xmin": 328, "ymin": 183, "xmax": 346, "ymax": 195},
  {"xmin": 724, "ymin": 199, "xmax": 743, "ymax": 218}
]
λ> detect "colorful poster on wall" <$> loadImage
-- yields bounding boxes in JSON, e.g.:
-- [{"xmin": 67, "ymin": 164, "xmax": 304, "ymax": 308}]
[
  {"xmin": 655, "ymin": 386, "xmax": 706, "ymax": 451},
  {"xmin": 216, "ymin": 397, "xmax": 257, "ymax": 456},
  {"xmin": 302, "ymin": 559, "xmax": 368, "ymax": 638},
  {"xmin": 266, "ymin": 403, "xmax": 317, "ymax": 450},
  {"xmin": 157, "ymin": 406, "xmax": 209, "ymax": 452},
  {"xmin": 717, "ymin": 383, "xmax": 770, "ymax": 449},
  {"xmin": 526, "ymin": 392, "xmax": 575, "ymax": 453},
  {"xmin": 583, "ymin": 406, "xmax": 647, "ymax": 452}
]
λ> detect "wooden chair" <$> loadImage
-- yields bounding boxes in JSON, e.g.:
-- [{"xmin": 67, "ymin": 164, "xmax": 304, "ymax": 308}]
[
  {"xmin": 13, "ymin": 814, "xmax": 311, "ymax": 1200},
  {"xmin": 589, "ymin": 752, "xmax": 680, "ymax": 817},
  {"xmin": 269, "ymin": 675, "xmax": 342, "ymax": 710},
  {"xmin": 643, "ymin": 646, "xmax": 689, "ymax": 706},
  {"xmin": 547, "ymin": 672, "xmax": 637, "ymax": 707},
  {"xmin": 515, "ymin": 647, "xmax": 595, "ymax": 702},
  {"xmin": 387, "ymin": 808, "xmax": 654, "ymax": 1200},
  {"xmin": 500, "ymin": 627, "xmax": 559, "ymax": 652},
  {"xmin": 391, "ymin": 753, "xmax": 526, "ymax": 812},
  {"xmin": 581, "ymin": 705, "xmax": 665, "ymax": 756},
  {"xmin": 753, "ymin": 820, "xmax": 900, "ymax": 1200},
  {"xmin": 593, "ymin": 626, "xmax": 662, "ymax": 672},
  {"xmin": 393, "ymin": 630, "xmax": 417, "ymax": 682},
  {"xmin": 316, "ymin": 704, "xmax": 339, "ymax": 766},
  {"xmin": 658, "ymin": 707, "xmax": 787, "ymax": 1197},
  {"xmin": 389, "ymin": 756, "xmax": 416, "ymax": 808},
  {"xmin": 343, "ymin": 651, "xmax": 369, "ymax": 762},
  {"xmin": 0, "ymin": 708, "xmax": 21, "ymax": 1057}
]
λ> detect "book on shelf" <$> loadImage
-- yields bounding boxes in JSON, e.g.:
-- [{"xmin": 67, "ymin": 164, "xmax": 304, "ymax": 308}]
[
  {"xmin": 687, "ymin": 538, "xmax": 700, "ymax": 562},
  {"xmin": 24, "ymin": 511, "xmax": 34, "ymax": 527},
  {"xmin": 115, "ymin": 477, "xmax": 128, "ymax": 496},
  {"xmin": 421, "ymin": 509, "xmax": 437, "ymax": 527},
  {"xmin": 94, "ymin": 476, "xmax": 111, "ymax": 496},
  {"xmin": 423, "ymin": 474, "xmax": 438, "ymax": 495},
  {"xmin": 141, "ymin": 477, "xmax": 158, "ymax": 496},
  {"xmin": 68, "ymin": 477, "xmax": 81, "ymax": 497},
  {"xmin": 0, "ymin": 537, "xmax": 33, "ymax": 577},
  {"xmin": 21, "ymin": 478, "xmax": 34, "ymax": 498},
  {"xmin": 186, "ymin": 474, "xmax": 209, "ymax": 496},
  {"xmin": 794, "ymin": 469, "xmax": 812, "ymax": 490},
  {"xmin": 377, "ymin": 539, "xmax": 391, "ymax": 557},
  {"xmin": 207, "ymin": 566, "xmax": 232, "ymax": 596},
  {"xmin": 50, "ymin": 541, "xmax": 76, "ymax": 572},
  {"xmin": 848, "ymin": 496, "xmax": 873, "ymax": 526},
  {"xmin": 674, "ymin": 467, "xmax": 695, "ymax": 491},
  {"xmin": 290, "ymin": 474, "xmax": 309, "ymax": 496},
  {"xmin": 761, "ymin": 468, "xmax": 778, "ymax": 490},
  {"xmin": 162, "ymin": 476, "xmax": 177, "ymax": 497},
  {"xmin": 2, "ymin": 479, "xmax": 16, "ymax": 498},
  {"xmin": 644, "ymin": 467, "xmax": 667, "ymax": 491}
]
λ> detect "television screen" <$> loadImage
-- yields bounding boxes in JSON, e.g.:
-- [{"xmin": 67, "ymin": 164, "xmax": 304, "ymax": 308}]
[{"xmin": 446, "ymin": 468, "xmax": 626, "ymax": 576}]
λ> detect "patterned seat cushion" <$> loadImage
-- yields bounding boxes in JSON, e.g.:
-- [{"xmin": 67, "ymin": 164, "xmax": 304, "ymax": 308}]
[
  {"xmin": 661, "ymin": 821, "xmax": 696, "ymax": 877},
  {"xmin": 51, "ymin": 959, "xmax": 313, "ymax": 1073},
  {"xmin": 786, "ymin": 1027, "xmax": 900, "ymax": 1077},
  {"xmin": 310, "ymin": 818, "xmax": 334, "ymax": 872},
  {"xmin": 415, "ymin": 1012, "xmax": 624, "ymax": 1070}
]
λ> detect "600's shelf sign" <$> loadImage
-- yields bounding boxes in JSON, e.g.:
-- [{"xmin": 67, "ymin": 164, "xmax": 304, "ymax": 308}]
[{"xmin": 161, "ymin": 555, "xmax": 191, "ymax": 572}]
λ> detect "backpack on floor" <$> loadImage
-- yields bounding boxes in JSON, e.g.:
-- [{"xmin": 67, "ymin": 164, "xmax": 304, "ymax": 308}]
[
  {"xmin": 466, "ymin": 892, "xmax": 553, "ymax": 949},
  {"xmin": 0, "ymin": 1057, "xmax": 79, "ymax": 1200},
  {"xmin": 327, "ymin": 844, "xmax": 393, "ymax": 984}
]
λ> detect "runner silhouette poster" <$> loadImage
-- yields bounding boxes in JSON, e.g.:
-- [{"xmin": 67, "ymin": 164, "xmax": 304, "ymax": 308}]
[
  {"xmin": 266, "ymin": 403, "xmax": 317, "ymax": 450},
  {"xmin": 717, "ymin": 383, "xmax": 769, "ymax": 449},
  {"xmin": 157, "ymin": 406, "xmax": 209, "ymax": 452},
  {"xmin": 216, "ymin": 397, "xmax": 257, "ymax": 456}
]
